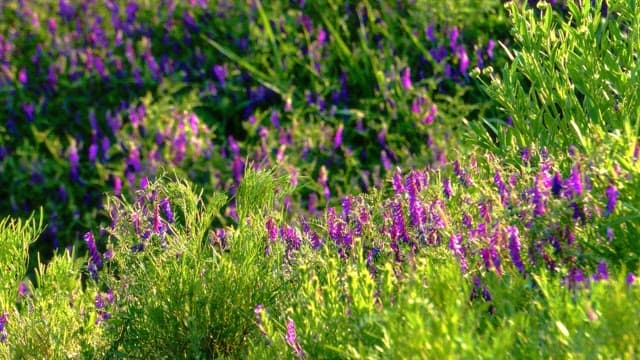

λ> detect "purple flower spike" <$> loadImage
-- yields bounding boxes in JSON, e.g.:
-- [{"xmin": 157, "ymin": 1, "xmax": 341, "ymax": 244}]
[
  {"xmin": 392, "ymin": 170, "xmax": 405, "ymax": 195},
  {"xmin": 457, "ymin": 46, "xmax": 469, "ymax": 75},
  {"xmin": 448, "ymin": 233, "xmax": 468, "ymax": 273},
  {"xmin": 0, "ymin": 312, "xmax": 7, "ymax": 342},
  {"xmin": 23, "ymin": 103, "xmax": 35, "ymax": 122},
  {"xmin": 425, "ymin": 25, "xmax": 436, "ymax": 42},
  {"xmin": 593, "ymin": 261, "xmax": 608, "ymax": 281},
  {"xmin": 568, "ymin": 165, "xmax": 583, "ymax": 197},
  {"xmin": 627, "ymin": 272, "xmax": 636, "ymax": 286},
  {"xmin": 605, "ymin": 185, "xmax": 618, "ymax": 216},
  {"xmin": 424, "ymin": 104, "xmax": 437, "ymax": 124},
  {"xmin": 265, "ymin": 217, "xmax": 278, "ymax": 242},
  {"xmin": 68, "ymin": 142, "xmax": 80, "ymax": 181},
  {"xmin": 506, "ymin": 226, "xmax": 525, "ymax": 274},
  {"xmin": 551, "ymin": 171, "xmax": 563, "ymax": 197},
  {"xmin": 270, "ymin": 110, "xmax": 281, "ymax": 129},
  {"xmin": 442, "ymin": 178, "xmax": 452, "ymax": 198},
  {"xmin": 449, "ymin": 26, "xmax": 459, "ymax": 49},
  {"xmin": 84, "ymin": 232, "xmax": 102, "ymax": 268},
  {"xmin": 381, "ymin": 150, "xmax": 392, "ymax": 171},
  {"xmin": 213, "ymin": 64, "xmax": 227, "ymax": 87},
  {"xmin": 285, "ymin": 318, "xmax": 305, "ymax": 357},
  {"xmin": 391, "ymin": 201, "xmax": 410, "ymax": 243},
  {"xmin": 160, "ymin": 197, "xmax": 174, "ymax": 223}
]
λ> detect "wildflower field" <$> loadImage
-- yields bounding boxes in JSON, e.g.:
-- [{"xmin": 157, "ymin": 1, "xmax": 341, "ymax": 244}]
[{"xmin": 1, "ymin": 0, "xmax": 639, "ymax": 358}]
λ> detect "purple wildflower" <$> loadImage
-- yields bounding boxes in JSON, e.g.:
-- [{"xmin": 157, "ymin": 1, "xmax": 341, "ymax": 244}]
[
  {"xmin": 270, "ymin": 110, "xmax": 281, "ymax": 129},
  {"xmin": 265, "ymin": 217, "xmax": 278, "ymax": 242},
  {"xmin": 532, "ymin": 179, "xmax": 546, "ymax": 217},
  {"xmin": 125, "ymin": 1, "xmax": 138, "ymax": 25},
  {"xmin": 506, "ymin": 226, "xmax": 525, "ymax": 274},
  {"xmin": 425, "ymin": 25, "xmax": 436, "ymax": 41},
  {"xmin": 103, "ymin": 248, "xmax": 114, "ymax": 261},
  {"xmin": 605, "ymin": 185, "xmax": 618, "ymax": 216},
  {"xmin": 565, "ymin": 267, "xmax": 586, "ymax": 290},
  {"xmin": 88, "ymin": 143, "xmax": 98, "ymax": 163},
  {"xmin": 442, "ymin": 178, "xmax": 452, "ymax": 198},
  {"xmin": 59, "ymin": 0, "xmax": 75, "ymax": 20},
  {"xmin": 160, "ymin": 197, "xmax": 174, "ymax": 223},
  {"xmin": 285, "ymin": 318, "xmax": 305, "ymax": 357},
  {"xmin": 213, "ymin": 64, "xmax": 227, "ymax": 87},
  {"xmin": 551, "ymin": 171, "xmax": 563, "ymax": 197},
  {"xmin": 627, "ymin": 273, "xmax": 636, "ymax": 286},
  {"xmin": 457, "ymin": 46, "xmax": 469, "ymax": 74},
  {"xmin": 23, "ymin": 102, "xmax": 35, "ymax": 121},
  {"xmin": 18, "ymin": 67, "xmax": 27, "ymax": 84},
  {"xmin": 84, "ymin": 232, "xmax": 102, "ymax": 268},
  {"xmin": 424, "ymin": 104, "xmax": 437, "ymax": 124},
  {"xmin": 461, "ymin": 212, "xmax": 472, "ymax": 229},
  {"xmin": 0, "ymin": 312, "xmax": 7, "ymax": 342},
  {"xmin": 448, "ymin": 233, "xmax": 468, "ymax": 273},
  {"xmin": 568, "ymin": 164, "xmax": 583, "ymax": 196},
  {"xmin": 401, "ymin": 67, "xmax": 412, "ymax": 89},
  {"xmin": 494, "ymin": 170, "xmax": 506, "ymax": 195},
  {"xmin": 606, "ymin": 227, "xmax": 614, "ymax": 242},
  {"xmin": 392, "ymin": 170, "xmax": 405, "ymax": 195},
  {"xmin": 592, "ymin": 261, "xmax": 608, "ymax": 281},
  {"xmin": 449, "ymin": 26, "xmax": 459, "ymax": 49},
  {"xmin": 329, "ymin": 122, "xmax": 344, "ymax": 149},
  {"xmin": 391, "ymin": 201, "xmax": 410, "ymax": 243},
  {"xmin": 309, "ymin": 231, "xmax": 323, "ymax": 249},
  {"xmin": 486, "ymin": 39, "xmax": 495, "ymax": 59},
  {"xmin": 88, "ymin": 262, "xmax": 99, "ymax": 281},
  {"xmin": 68, "ymin": 142, "xmax": 79, "ymax": 181},
  {"xmin": 18, "ymin": 282, "xmax": 29, "ymax": 297},
  {"xmin": 341, "ymin": 196, "xmax": 352, "ymax": 220}
]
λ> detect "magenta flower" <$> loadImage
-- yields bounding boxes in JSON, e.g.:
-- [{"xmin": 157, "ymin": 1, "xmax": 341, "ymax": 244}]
[
  {"xmin": 424, "ymin": 104, "xmax": 437, "ymax": 124},
  {"xmin": 457, "ymin": 46, "xmax": 469, "ymax": 74},
  {"xmin": 265, "ymin": 217, "xmax": 278, "ymax": 242},
  {"xmin": 401, "ymin": 67, "xmax": 412, "ymax": 89},
  {"xmin": 18, "ymin": 67, "xmax": 27, "ymax": 84}
]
